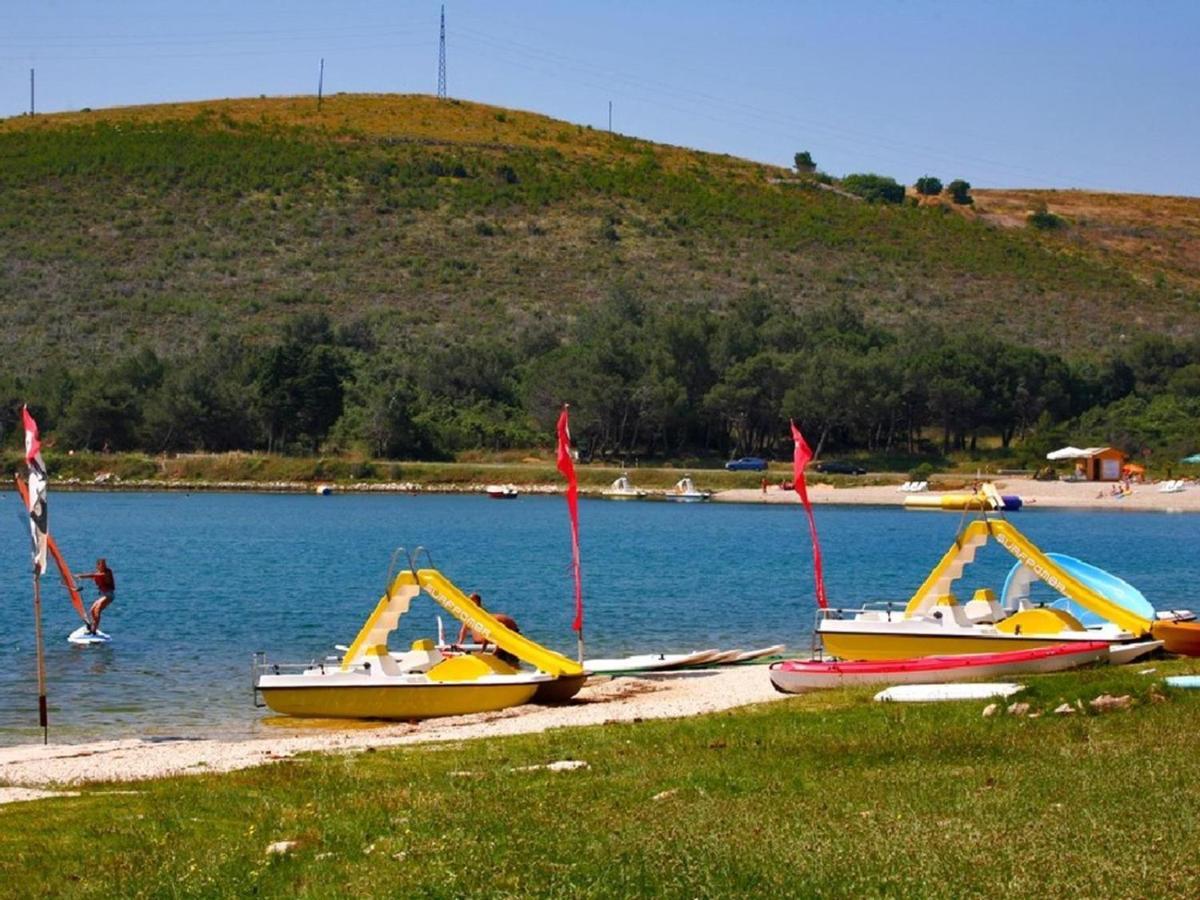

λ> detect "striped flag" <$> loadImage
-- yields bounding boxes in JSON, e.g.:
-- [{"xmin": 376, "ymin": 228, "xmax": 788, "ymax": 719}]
[{"xmin": 22, "ymin": 406, "xmax": 48, "ymax": 576}]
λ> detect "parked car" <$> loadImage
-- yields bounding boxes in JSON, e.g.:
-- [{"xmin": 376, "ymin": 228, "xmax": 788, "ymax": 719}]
[
  {"xmin": 725, "ymin": 456, "xmax": 768, "ymax": 472},
  {"xmin": 814, "ymin": 460, "xmax": 867, "ymax": 475}
]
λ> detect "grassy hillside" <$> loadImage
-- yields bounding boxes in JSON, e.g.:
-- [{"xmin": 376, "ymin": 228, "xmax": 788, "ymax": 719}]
[
  {"xmin": 972, "ymin": 188, "xmax": 1200, "ymax": 293},
  {"xmin": 1, "ymin": 93, "xmax": 1196, "ymax": 370}
]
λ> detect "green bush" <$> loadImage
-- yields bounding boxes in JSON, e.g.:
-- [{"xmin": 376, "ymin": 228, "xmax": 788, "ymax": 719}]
[
  {"xmin": 914, "ymin": 176, "xmax": 942, "ymax": 196},
  {"xmin": 841, "ymin": 173, "xmax": 905, "ymax": 204},
  {"xmin": 1027, "ymin": 208, "xmax": 1065, "ymax": 230},
  {"xmin": 946, "ymin": 179, "xmax": 973, "ymax": 204}
]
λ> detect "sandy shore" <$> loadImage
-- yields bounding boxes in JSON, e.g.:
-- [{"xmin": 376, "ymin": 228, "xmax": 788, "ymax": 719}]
[
  {"xmin": 712, "ymin": 476, "xmax": 1200, "ymax": 512},
  {"xmin": 0, "ymin": 667, "xmax": 785, "ymax": 795}
]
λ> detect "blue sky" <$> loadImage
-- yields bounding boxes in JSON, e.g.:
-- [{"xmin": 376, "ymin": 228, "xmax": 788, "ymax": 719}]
[{"xmin": 3, "ymin": 1, "xmax": 1197, "ymax": 195}]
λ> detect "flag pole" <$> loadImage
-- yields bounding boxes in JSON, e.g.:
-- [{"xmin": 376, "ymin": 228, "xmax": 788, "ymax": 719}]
[{"xmin": 32, "ymin": 569, "xmax": 48, "ymax": 743}]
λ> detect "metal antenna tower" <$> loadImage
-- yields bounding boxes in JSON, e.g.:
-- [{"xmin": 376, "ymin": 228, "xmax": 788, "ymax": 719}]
[{"xmin": 437, "ymin": 5, "xmax": 447, "ymax": 99}]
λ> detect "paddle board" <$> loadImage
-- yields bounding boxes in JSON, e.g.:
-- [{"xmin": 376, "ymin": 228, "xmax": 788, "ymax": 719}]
[
  {"xmin": 732, "ymin": 644, "xmax": 787, "ymax": 663},
  {"xmin": 584, "ymin": 649, "xmax": 720, "ymax": 674},
  {"xmin": 68, "ymin": 626, "xmax": 111, "ymax": 645},
  {"xmin": 873, "ymin": 683, "xmax": 1024, "ymax": 703},
  {"xmin": 1164, "ymin": 675, "xmax": 1200, "ymax": 689},
  {"xmin": 1108, "ymin": 639, "xmax": 1163, "ymax": 666},
  {"xmin": 697, "ymin": 649, "xmax": 745, "ymax": 666}
]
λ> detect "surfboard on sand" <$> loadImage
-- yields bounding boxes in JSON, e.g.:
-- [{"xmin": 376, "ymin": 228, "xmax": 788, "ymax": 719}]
[
  {"xmin": 873, "ymin": 683, "xmax": 1024, "ymax": 703},
  {"xmin": 731, "ymin": 644, "xmax": 787, "ymax": 663},
  {"xmin": 68, "ymin": 625, "xmax": 112, "ymax": 645},
  {"xmin": 584, "ymin": 649, "xmax": 720, "ymax": 674}
]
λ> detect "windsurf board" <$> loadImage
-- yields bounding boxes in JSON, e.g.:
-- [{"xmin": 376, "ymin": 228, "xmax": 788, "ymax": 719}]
[
  {"xmin": 68, "ymin": 626, "xmax": 111, "ymax": 645},
  {"xmin": 585, "ymin": 648, "xmax": 720, "ymax": 674}
]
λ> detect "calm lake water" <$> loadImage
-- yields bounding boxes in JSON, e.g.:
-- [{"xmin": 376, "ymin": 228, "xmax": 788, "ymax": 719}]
[{"xmin": 2, "ymin": 491, "xmax": 1198, "ymax": 745}]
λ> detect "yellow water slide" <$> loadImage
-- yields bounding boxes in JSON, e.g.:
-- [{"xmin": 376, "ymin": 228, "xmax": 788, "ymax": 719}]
[
  {"xmin": 417, "ymin": 569, "xmax": 584, "ymax": 677},
  {"xmin": 342, "ymin": 568, "xmax": 583, "ymax": 675},
  {"xmin": 905, "ymin": 518, "xmax": 1153, "ymax": 636}
]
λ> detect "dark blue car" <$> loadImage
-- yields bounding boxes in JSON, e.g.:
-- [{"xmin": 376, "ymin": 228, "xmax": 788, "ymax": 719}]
[{"xmin": 725, "ymin": 456, "xmax": 768, "ymax": 471}]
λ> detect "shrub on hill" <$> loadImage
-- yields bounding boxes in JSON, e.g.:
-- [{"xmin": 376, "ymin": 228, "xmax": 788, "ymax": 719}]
[
  {"xmin": 1027, "ymin": 206, "xmax": 1065, "ymax": 230},
  {"xmin": 794, "ymin": 151, "xmax": 816, "ymax": 174},
  {"xmin": 946, "ymin": 179, "xmax": 973, "ymax": 204},
  {"xmin": 915, "ymin": 176, "xmax": 943, "ymax": 196},
  {"xmin": 841, "ymin": 173, "xmax": 905, "ymax": 204}
]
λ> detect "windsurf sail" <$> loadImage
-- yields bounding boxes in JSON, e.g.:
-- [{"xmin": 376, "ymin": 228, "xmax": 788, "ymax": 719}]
[
  {"xmin": 14, "ymin": 475, "xmax": 90, "ymax": 626},
  {"xmin": 22, "ymin": 406, "xmax": 48, "ymax": 576},
  {"xmin": 790, "ymin": 420, "xmax": 828, "ymax": 609}
]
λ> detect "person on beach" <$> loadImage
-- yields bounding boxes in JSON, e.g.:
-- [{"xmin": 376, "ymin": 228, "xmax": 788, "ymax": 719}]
[
  {"xmin": 76, "ymin": 558, "xmax": 116, "ymax": 633},
  {"xmin": 456, "ymin": 592, "xmax": 521, "ymax": 666}
]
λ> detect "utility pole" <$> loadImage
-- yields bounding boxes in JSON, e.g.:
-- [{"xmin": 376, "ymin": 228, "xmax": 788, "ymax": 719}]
[
  {"xmin": 608, "ymin": 100, "xmax": 612, "ymax": 134},
  {"xmin": 437, "ymin": 5, "xmax": 447, "ymax": 100},
  {"xmin": 317, "ymin": 58, "xmax": 325, "ymax": 112},
  {"xmin": 30, "ymin": 68, "xmax": 35, "ymax": 116}
]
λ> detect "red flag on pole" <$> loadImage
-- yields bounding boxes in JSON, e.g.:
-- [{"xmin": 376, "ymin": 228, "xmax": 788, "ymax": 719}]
[
  {"xmin": 556, "ymin": 405, "xmax": 583, "ymax": 632},
  {"xmin": 790, "ymin": 420, "xmax": 828, "ymax": 609},
  {"xmin": 22, "ymin": 406, "xmax": 48, "ymax": 576}
]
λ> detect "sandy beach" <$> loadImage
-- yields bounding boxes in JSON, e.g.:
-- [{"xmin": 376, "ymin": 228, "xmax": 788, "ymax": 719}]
[
  {"xmin": 0, "ymin": 667, "xmax": 785, "ymax": 797},
  {"xmin": 712, "ymin": 476, "xmax": 1200, "ymax": 512}
]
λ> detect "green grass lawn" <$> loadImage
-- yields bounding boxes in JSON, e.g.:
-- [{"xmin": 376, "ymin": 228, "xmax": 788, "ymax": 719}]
[{"xmin": 4, "ymin": 662, "xmax": 1200, "ymax": 897}]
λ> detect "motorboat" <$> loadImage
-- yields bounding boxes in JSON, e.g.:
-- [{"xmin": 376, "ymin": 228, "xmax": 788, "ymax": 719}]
[
  {"xmin": 769, "ymin": 641, "xmax": 1111, "ymax": 693},
  {"xmin": 816, "ymin": 487, "xmax": 1171, "ymax": 660},
  {"xmin": 485, "ymin": 484, "xmax": 519, "ymax": 499},
  {"xmin": 602, "ymin": 473, "xmax": 647, "ymax": 499},
  {"xmin": 663, "ymin": 476, "xmax": 711, "ymax": 502},
  {"xmin": 254, "ymin": 554, "xmax": 584, "ymax": 720}
]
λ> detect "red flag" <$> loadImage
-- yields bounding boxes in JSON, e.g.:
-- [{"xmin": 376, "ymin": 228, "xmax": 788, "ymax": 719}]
[
  {"xmin": 22, "ymin": 406, "xmax": 48, "ymax": 576},
  {"xmin": 556, "ymin": 405, "xmax": 583, "ymax": 632},
  {"xmin": 790, "ymin": 420, "xmax": 828, "ymax": 609}
]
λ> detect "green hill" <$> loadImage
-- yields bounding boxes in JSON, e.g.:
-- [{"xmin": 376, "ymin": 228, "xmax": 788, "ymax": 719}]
[
  {"xmin": 2, "ymin": 94, "xmax": 1198, "ymax": 463},
  {"xmin": 1, "ymin": 93, "xmax": 1195, "ymax": 367}
]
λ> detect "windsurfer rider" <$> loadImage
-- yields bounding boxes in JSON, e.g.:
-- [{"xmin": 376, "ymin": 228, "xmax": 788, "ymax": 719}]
[{"xmin": 76, "ymin": 558, "xmax": 115, "ymax": 634}]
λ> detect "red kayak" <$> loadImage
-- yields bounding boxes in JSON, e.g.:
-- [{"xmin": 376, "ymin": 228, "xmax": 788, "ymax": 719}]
[{"xmin": 769, "ymin": 641, "xmax": 1110, "ymax": 694}]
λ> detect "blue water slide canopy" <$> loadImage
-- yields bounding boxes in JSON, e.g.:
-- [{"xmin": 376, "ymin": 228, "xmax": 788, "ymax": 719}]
[{"xmin": 1000, "ymin": 552, "xmax": 1154, "ymax": 628}]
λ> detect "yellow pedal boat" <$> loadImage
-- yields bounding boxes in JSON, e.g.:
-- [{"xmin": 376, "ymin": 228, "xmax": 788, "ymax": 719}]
[
  {"xmin": 816, "ymin": 486, "xmax": 1155, "ymax": 661},
  {"xmin": 255, "ymin": 561, "xmax": 584, "ymax": 720}
]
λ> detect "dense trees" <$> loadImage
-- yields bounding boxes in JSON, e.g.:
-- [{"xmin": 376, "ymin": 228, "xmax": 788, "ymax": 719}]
[{"xmin": 6, "ymin": 299, "xmax": 1200, "ymax": 465}]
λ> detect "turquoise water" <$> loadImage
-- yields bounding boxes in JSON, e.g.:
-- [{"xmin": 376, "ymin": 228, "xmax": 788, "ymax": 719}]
[{"xmin": 2, "ymin": 492, "xmax": 1198, "ymax": 744}]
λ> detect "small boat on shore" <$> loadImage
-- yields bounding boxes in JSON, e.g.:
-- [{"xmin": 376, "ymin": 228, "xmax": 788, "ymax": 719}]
[
  {"xmin": 904, "ymin": 492, "xmax": 1022, "ymax": 511},
  {"xmin": 769, "ymin": 641, "xmax": 1110, "ymax": 693},
  {"xmin": 602, "ymin": 473, "xmax": 647, "ymax": 499},
  {"xmin": 485, "ymin": 483, "xmax": 519, "ymax": 499},
  {"xmin": 663, "ymin": 476, "xmax": 711, "ymax": 502}
]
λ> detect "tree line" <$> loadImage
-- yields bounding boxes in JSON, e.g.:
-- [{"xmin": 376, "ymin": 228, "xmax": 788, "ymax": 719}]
[{"xmin": 4, "ymin": 296, "xmax": 1199, "ymax": 465}]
